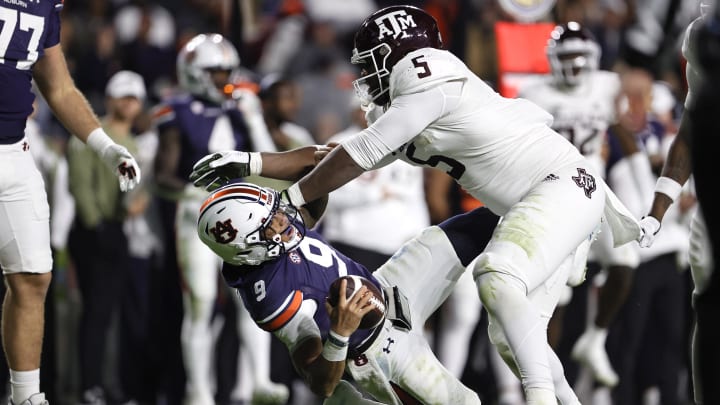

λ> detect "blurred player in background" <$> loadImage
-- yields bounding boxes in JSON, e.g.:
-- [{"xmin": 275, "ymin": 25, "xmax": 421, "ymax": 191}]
[
  {"xmin": 152, "ymin": 33, "xmax": 286, "ymax": 405},
  {"xmin": 638, "ymin": 2, "xmax": 717, "ymax": 402}
]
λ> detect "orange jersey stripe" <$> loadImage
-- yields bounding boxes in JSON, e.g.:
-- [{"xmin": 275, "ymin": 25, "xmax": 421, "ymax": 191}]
[{"xmin": 260, "ymin": 290, "xmax": 303, "ymax": 332}]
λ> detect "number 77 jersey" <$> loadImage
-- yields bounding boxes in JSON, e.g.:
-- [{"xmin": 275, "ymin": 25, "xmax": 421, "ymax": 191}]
[{"xmin": 0, "ymin": 0, "xmax": 62, "ymax": 142}]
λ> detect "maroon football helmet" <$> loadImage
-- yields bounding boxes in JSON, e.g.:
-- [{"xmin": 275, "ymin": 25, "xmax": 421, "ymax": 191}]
[
  {"xmin": 351, "ymin": 5, "xmax": 443, "ymax": 106},
  {"xmin": 546, "ymin": 22, "xmax": 600, "ymax": 87}
]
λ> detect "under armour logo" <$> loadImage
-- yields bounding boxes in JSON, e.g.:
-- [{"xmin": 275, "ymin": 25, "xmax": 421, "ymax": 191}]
[
  {"xmin": 382, "ymin": 337, "xmax": 395, "ymax": 353},
  {"xmin": 571, "ymin": 168, "xmax": 596, "ymax": 199},
  {"xmin": 375, "ymin": 10, "xmax": 416, "ymax": 40},
  {"xmin": 209, "ymin": 219, "xmax": 238, "ymax": 244},
  {"xmin": 22, "ymin": 142, "xmax": 29, "ymax": 151}
]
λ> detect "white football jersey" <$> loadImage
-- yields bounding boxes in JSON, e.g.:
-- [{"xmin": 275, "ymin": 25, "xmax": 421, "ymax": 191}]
[
  {"xmin": 343, "ymin": 48, "xmax": 586, "ymax": 216},
  {"xmin": 518, "ymin": 71, "xmax": 620, "ymax": 177}
]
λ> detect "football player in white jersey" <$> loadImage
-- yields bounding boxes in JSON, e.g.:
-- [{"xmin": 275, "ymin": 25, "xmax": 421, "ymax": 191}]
[
  {"xmin": 518, "ymin": 22, "xmax": 641, "ymax": 388},
  {"xmin": 191, "ymin": 6, "xmax": 642, "ymax": 404},
  {"xmin": 638, "ymin": 3, "xmax": 715, "ymax": 402}
]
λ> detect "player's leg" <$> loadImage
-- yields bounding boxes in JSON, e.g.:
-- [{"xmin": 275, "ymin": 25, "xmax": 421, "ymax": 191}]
[
  {"xmin": 488, "ymin": 254, "xmax": 581, "ymax": 405},
  {"xmin": 0, "ymin": 145, "xmax": 52, "ymax": 405},
  {"xmin": 435, "ymin": 269, "xmax": 482, "ymax": 378},
  {"xmin": 375, "ymin": 207, "xmax": 499, "ymax": 328},
  {"xmin": 687, "ymin": 210, "xmax": 715, "ymax": 404},
  {"xmin": 323, "ymin": 380, "xmax": 385, "ymax": 405},
  {"xmin": 474, "ymin": 169, "xmax": 605, "ymax": 404},
  {"xmin": 572, "ymin": 222, "xmax": 638, "ymax": 387},
  {"xmin": 176, "ymin": 199, "xmax": 221, "ymax": 405},
  {"xmin": 350, "ymin": 324, "xmax": 481, "ymax": 405}
]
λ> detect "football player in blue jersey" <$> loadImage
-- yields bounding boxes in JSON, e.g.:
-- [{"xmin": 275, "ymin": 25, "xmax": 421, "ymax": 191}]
[
  {"xmin": 152, "ymin": 33, "xmax": 284, "ymax": 405},
  {"xmin": 0, "ymin": 1, "xmax": 140, "ymax": 404},
  {"xmin": 193, "ymin": 143, "xmax": 598, "ymax": 404},
  {"xmin": 197, "ymin": 177, "xmax": 496, "ymax": 405}
]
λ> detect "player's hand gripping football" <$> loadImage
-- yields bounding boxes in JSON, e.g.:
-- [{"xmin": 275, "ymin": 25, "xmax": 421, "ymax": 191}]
[
  {"xmin": 101, "ymin": 144, "xmax": 141, "ymax": 192},
  {"xmin": 190, "ymin": 151, "xmax": 253, "ymax": 191},
  {"xmin": 324, "ymin": 279, "xmax": 375, "ymax": 337}
]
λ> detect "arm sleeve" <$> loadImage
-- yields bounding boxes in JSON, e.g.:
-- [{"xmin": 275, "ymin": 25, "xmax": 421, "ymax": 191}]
[{"xmin": 342, "ymin": 82, "xmax": 460, "ymax": 170}]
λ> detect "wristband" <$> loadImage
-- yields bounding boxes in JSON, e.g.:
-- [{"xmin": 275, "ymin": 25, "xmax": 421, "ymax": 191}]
[
  {"xmin": 286, "ymin": 183, "xmax": 307, "ymax": 206},
  {"xmin": 321, "ymin": 330, "xmax": 349, "ymax": 362},
  {"xmin": 327, "ymin": 330, "xmax": 349, "ymax": 347},
  {"xmin": 654, "ymin": 176, "xmax": 683, "ymax": 202},
  {"xmin": 249, "ymin": 152, "xmax": 263, "ymax": 176},
  {"xmin": 86, "ymin": 127, "xmax": 114, "ymax": 154}
]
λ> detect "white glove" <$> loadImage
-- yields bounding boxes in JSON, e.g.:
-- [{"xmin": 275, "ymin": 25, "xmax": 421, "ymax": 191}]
[
  {"xmin": 637, "ymin": 216, "xmax": 661, "ymax": 248},
  {"xmin": 86, "ymin": 129, "xmax": 141, "ymax": 192},
  {"xmin": 190, "ymin": 151, "xmax": 261, "ymax": 191}
]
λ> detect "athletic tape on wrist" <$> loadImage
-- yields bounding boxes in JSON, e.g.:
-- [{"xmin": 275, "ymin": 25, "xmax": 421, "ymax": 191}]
[
  {"xmin": 249, "ymin": 152, "xmax": 262, "ymax": 176},
  {"xmin": 86, "ymin": 127, "xmax": 114, "ymax": 154},
  {"xmin": 321, "ymin": 331, "xmax": 349, "ymax": 362},
  {"xmin": 654, "ymin": 176, "xmax": 683, "ymax": 202},
  {"xmin": 286, "ymin": 183, "xmax": 306, "ymax": 206},
  {"xmin": 327, "ymin": 330, "xmax": 349, "ymax": 347}
]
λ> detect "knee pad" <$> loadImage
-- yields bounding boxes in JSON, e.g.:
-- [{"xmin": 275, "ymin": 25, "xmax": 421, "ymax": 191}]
[{"xmin": 473, "ymin": 254, "xmax": 529, "ymax": 306}]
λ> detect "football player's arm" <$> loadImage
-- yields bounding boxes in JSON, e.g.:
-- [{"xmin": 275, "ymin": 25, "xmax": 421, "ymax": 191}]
[
  {"xmin": 646, "ymin": 112, "xmax": 693, "ymax": 222},
  {"xmin": 34, "ymin": 45, "xmax": 141, "ymax": 191},
  {"xmin": 154, "ymin": 126, "xmax": 187, "ymax": 194},
  {"xmin": 280, "ymin": 289, "xmax": 374, "ymax": 398},
  {"xmin": 32, "ymin": 44, "xmax": 102, "ymax": 142},
  {"xmin": 190, "ymin": 145, "xmax": 323, "ymax": 190},
  {"xmin": 285, "ymin": 83, "xmax": 454, "ymax": 206},
  {"xmin": 300, "ymin": 196, "xmax": 329, "ymax": 229}
]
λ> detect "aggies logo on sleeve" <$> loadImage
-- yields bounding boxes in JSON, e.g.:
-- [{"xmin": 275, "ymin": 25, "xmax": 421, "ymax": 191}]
[{"xmin": 374, "ymin": 10, "xmax": 417, "ymax": 40}]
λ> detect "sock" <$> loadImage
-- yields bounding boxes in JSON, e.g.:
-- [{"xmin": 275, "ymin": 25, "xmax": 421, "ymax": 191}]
[{"xmin": 10, "ymin": 369, "xmax": 40, "ymax": 404}]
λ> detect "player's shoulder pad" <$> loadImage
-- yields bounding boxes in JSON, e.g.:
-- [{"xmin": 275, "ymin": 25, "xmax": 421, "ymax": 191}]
[
  {"xmin": 592, "ymin": 70, "xmax": 621, "ymax": 94},
  {"xmin": 389, "ymin": 48, "xmax": 467, "ymax": 99},
  {"xmin": 149, "ymin": 94, "xmax": 192, "ymax": 125}
]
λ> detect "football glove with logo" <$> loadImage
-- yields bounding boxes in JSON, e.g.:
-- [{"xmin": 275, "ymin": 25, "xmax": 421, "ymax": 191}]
[
  {"xmin": 190, "ymin": 151, "xmax": 261, "ymax": 191},
  {"xmin": 87, "ymin": 128, "xmax": 141, "ymax": 192}
]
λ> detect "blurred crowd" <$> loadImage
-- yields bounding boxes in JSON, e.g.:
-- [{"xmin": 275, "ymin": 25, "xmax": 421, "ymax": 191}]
[{"xmin": 9, "ymin": 0, "xmax": 706, "ymax": 404}]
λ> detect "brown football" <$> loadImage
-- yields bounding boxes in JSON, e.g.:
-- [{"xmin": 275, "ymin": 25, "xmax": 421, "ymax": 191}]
[{"xmin": 327, "ymin": 275, "xmax": 386, "ymax": 330}]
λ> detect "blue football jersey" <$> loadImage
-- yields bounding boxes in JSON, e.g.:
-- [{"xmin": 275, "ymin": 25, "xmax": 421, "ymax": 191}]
[
  {"xmin": 222, "ymin": 228, "xmax": 382, "ymax": 349},
  {"xmin": 153, "ymin": 94, "xmax": 252, "ymax": 182},
  {"xmin": 0, "ymin": 0, "xmax": 62, "ymax": 143}
]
